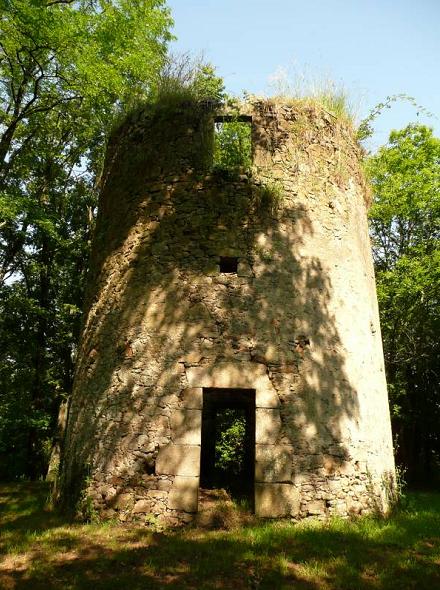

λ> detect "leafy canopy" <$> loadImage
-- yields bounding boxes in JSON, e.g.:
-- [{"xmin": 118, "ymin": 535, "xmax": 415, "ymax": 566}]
[
  {"xmin": 0, "ymin": 0, "xmax": 173, "ymax": 479},
  {"xmin": 367, "ymin": 124, "xmax": 440, "ymax": 483}
]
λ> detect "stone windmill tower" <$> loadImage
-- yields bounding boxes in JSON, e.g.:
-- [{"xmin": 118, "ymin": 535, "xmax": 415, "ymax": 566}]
[{"xmin": 59, "ymin": 98, "xmax": 395, "ymax": 524}]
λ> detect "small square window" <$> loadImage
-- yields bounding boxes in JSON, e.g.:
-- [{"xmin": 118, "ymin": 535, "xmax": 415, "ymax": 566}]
[{"xmin": 219, "ymin": 256, "xmax": 238, "ymax": 274}]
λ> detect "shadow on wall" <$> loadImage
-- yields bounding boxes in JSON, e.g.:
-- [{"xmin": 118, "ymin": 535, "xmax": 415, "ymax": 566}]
[{"xmin": 59, "ymin": 102, "xmax": 363, "ymax": 515}]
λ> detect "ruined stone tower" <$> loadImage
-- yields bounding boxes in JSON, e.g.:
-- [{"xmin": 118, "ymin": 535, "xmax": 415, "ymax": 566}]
[{"xmin": 60, "ymin": 98, "xmax": 395, "ymax": 524}]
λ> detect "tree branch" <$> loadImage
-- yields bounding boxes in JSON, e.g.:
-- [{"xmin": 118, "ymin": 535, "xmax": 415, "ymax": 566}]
[{"xmin": 46, "ymin": 0, "xmax": 76, "ymax": 6}]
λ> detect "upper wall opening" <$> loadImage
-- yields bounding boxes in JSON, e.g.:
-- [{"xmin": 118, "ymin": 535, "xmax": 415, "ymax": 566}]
[{"xmin": 213, "ymin": 115, "xmax": 252, "ymax": 171}]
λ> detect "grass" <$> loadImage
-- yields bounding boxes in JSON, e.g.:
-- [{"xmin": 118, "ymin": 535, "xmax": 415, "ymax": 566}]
[
  {"xmin": 1, "ymin": 482, "xmax": 440, "ymax": 589},
  {"xmin": 266, "ymin": 64, "xmax": 357, "ymax": 125}
]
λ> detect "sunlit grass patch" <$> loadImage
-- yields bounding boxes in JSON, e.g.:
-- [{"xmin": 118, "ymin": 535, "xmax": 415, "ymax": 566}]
[{"xmin": 1, "ymin": 483, "xmax": 440, "ymax": 589}]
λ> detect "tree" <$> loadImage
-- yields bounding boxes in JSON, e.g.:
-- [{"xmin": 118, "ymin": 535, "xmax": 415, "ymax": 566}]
[
  {"xmin": 214, "ymin": 119, "xmax": 252, "ymax": 171},
  {"xmin": 1, "ymin": 0, "xmax": 173, "ymax": 279},
  {"xmin": 0, "ymin": 0, "xmax": 173, "ymax": 479},
  {"xmin": 366, "ymin": 124, "xmax": 440, "ymax": 484}
]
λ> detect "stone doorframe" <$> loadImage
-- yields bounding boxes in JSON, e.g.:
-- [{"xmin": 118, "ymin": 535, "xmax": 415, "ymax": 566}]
[{"xmin": 156, "ymin": 362, "xmax": 300, "ymax": 517}]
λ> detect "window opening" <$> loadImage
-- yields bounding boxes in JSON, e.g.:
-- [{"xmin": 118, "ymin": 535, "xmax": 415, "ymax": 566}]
[
  {"xmin": 200, "ymin": 388, "xmax": 255, "ymax": 508},
  {"xmin": 219, "ymin": 256, "xmax": 238, "ymax": 274},
  {"xmin": 213, "ymin": 116, "xmax": 252, "ymax": 171}
]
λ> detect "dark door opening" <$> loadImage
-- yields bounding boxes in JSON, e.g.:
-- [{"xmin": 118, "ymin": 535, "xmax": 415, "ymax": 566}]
[{"xmin": 200, "ymin": 388, "xmax": 255, "ymax": 508}]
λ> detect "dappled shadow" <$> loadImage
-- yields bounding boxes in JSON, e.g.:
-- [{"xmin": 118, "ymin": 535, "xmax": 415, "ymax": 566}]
[
  {"xmin": 58, "ymin": 100, "xmax": 392, "ymax": 520},
  {"xmin": 0, "ymin": 483, "xmax": 66, "ymax": 548},
  {"xmin": 1, "ymin": 484, "xmax": 440, "ymax": 590}
]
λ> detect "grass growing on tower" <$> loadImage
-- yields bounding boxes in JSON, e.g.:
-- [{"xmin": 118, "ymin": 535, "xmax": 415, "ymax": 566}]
[{"xmin": 267, "ymin": 64, "xmax": 357, "ymax": 126}]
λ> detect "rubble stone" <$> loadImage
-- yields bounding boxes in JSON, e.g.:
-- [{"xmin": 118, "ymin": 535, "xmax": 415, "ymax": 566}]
[{"xmin": 59, "ymin": 99, "xmax": 396, "ymax": 524}]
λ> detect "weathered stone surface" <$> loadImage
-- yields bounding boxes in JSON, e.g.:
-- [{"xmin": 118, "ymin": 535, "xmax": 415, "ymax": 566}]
[
  {"xmin": 237, "ymin": 261, "xmax": 252, "ymax": 277},
  {"xmin": 112, "ymin": 493, "xmax": 133, "ymax": 510},
  {"xmin": 306, "ymin": 500, "xmax": 326, "ymax": 515},
  {"xmin": 60, "ymin": 100, "xmax": 396, "ymax": 525},
  {"xmin": 255, "ymin": 409, "xmax": 283, "ymax": 444},
  {"xmin": 156, "ymin": 444, "xmax": 200, "ymax": 476},
  {"xmin": 168, "ymin": 476, "xmax": 199, "ymax": 512},
  {"xmin": 255, "ymin": 445, "xmax": 293, "ymax": 482},
  {"xmin": 256, "ymin": 386, "xmax": 280, "ymax": 409},
  {"xmin": 170, "ymin": 409, "xmax": 202, "ymax": 444},
  {"xmin": 180, "ymin": 387, "xmax": 203, "ymax": 409},
  {"xmin": 132, "ymin": 499, "xmax": 152, "ymax": 513},
  {"xmin": 186, "ymin": 362, "xmax": 279, "ymax": 408},
  {"xmin": 155, "ymin": 479, "xmax": 172, "ymax": 491},
  {"xmin": 255, "ymin": 483, "xmax": 300, "ymax": 517}
]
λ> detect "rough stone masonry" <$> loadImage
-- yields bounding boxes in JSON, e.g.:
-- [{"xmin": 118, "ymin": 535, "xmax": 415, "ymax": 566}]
[{"xmin": 59, "ymin": 98, "xmax": 396, "ymax": 525}]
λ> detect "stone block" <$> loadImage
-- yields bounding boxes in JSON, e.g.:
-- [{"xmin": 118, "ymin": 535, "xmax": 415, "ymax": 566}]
[
  {"xmin": 256, "ymin": 409, "xmax": 282, "ymax": 444},
  {"xmin": 254, "ymin": 344, "xmax": 279, "ymax": 364},
  {"xmin": 155, "ymin": 479, "xmax": 172, "ymax": 491},
  {"xmin": 347, "ymin": 499, "xmax": 363, "ymax": 515},
  {"xmin": 255, "ymin": 387, "xmax": 280, "ymax": 408},
  {"xmin": 323, "ymin": 455, "xmax": 339, "ymax": 475},
  {"xmin": 186, "ymin": 363, "xmax": 256, "ymax": 388},
  {"xmin": 156, "ymin": 444, "xmax": 200, "ymax": 476},
  {"xmin": 168, "ymin": 476, "xmax": 199, "ymax": 512},
  {"xmin": 255, "ymin": 445, "xmax": 293, "ymax": 482},
  {"xmin": 180, "ymin": 387, "xmax": 203, "ymax": 409},
  {"xmin": 112, "ymin": 493, "xmax": 133, "ymax": 510},
  {"xmin": 336, "ymin": 461, "xmax": 354, "ymax": 476},
  {"xmin": 136, "ymin": 435, "xmax": 157, "ymax": 452},
  {"xmin": 255, "ymin": 483, "xmax": 300, "ymax": 517},
  {"xmin": 146, "ymin": 490, "xmax": 168, "ymax": 501},
  {"xmin": 186, "ymin": 362, "xmax": 278, "ymax": 408},
  {"xmin": 327, "ymin": 499, "xmax": 347, "ymax": 515},
  {"xmin": 306, "ymin": 500, "xmax": 326, "ymax": 515},
  {"xmin": 237, "ymin": 261, "xmax": 252, "ymax": 277},
  {"xmin": 133, "ymin": 499, "xmax": 153, "ymax": 513},
  {"xmin": 170, "ymin": 409, "xmax": 201, "ymax": 444},
  {"xmin": 182, "ymin": 352, "xmax": 204, "ymax": 364},
  {"xmin": 100, "ymin": 485, "xmax": 117, "ymax": 501}
]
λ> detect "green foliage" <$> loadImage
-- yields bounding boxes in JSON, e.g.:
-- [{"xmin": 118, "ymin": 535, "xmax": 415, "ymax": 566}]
[
  {"xmin": 391, "ymin": 465, "xmax": 408, "ymax": 509},
  {"xmin": 213, "ymin": 120, "xmax": 252, "ymax": 171},
  {"xmin": 267, "ymin": 65, "xmax": 355, "ymax": 123},
  {"xmin": 366, "ymin": 124, "xmax": 440, "ymax": 483},
  {"xmin": 358, "ymin": 95, "xmax": 435, "ymax": 141},
  {"xmin": 149, "ymin": 54, "xmax": 225, "ymax": 112},
  {"xmin": 76, "ymin": 476, "xmax": 100, "ymax": 523},
  {"xmin": 0, "ymin": 0, "xmax": 173, "ymax": 480},
  {"xmin": 214, "ymin": 409, "xmax": 246, "ymax": 476},
  {"xmin": 253, "ymin": 180, "xmax": 284, "ymax": 215}
]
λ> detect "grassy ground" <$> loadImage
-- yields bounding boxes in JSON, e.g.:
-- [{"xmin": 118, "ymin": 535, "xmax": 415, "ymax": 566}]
[{"xmin": 0, "ymin": 483, "xmax": 439, "ymax": 589}]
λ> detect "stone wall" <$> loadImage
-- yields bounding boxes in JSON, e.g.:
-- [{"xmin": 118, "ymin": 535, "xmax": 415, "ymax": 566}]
[{"xmin": 59, "ymin": 99, "xmax": 395, "ymax": 524}]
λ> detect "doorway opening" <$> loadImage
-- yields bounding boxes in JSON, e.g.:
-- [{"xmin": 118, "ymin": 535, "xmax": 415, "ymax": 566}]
[{"xmin": 200, "ymin": 388, "xmax": 255, "ymax": 509}]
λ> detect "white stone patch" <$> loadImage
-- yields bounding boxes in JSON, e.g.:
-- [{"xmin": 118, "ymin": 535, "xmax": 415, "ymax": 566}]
[
  {"xmin": 185, "ymin": 362, "xmax": 279, "ymax": 408},
  {"xmin": 168, "ymin": 476, "xmax": 199, "ymax": 512},
  {"xmin": 256, "ymin": 409, "xmax": 282, "ymax": 444},
  {"xmin": 255, "ymin": 483, "xmax": 300, "ymax": 517},
  {"xmin": 255, "ymin": 445, "xmax": 294, "ymax": 482},
  {"xmin": 170, "ymin": 409, "xmax": 201, "ymax": 445},
  {"xmin": 180, "ymin": 387, "xmax": 203, "ymax": 409},
  {"xmin": 156, "ymin": 444, "xmax": 200, "ymax": 476}
]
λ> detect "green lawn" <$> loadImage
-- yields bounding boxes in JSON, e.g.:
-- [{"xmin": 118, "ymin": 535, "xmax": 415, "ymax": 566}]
[{"xmin": 1, "ymin": 482, "xmax": 439, "ymax": 589}]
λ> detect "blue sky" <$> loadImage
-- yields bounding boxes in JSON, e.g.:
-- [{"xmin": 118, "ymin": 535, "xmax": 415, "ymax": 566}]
[{"xmin": 167, "ymin": 0, "xmax": 440, "ymax": 150}]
